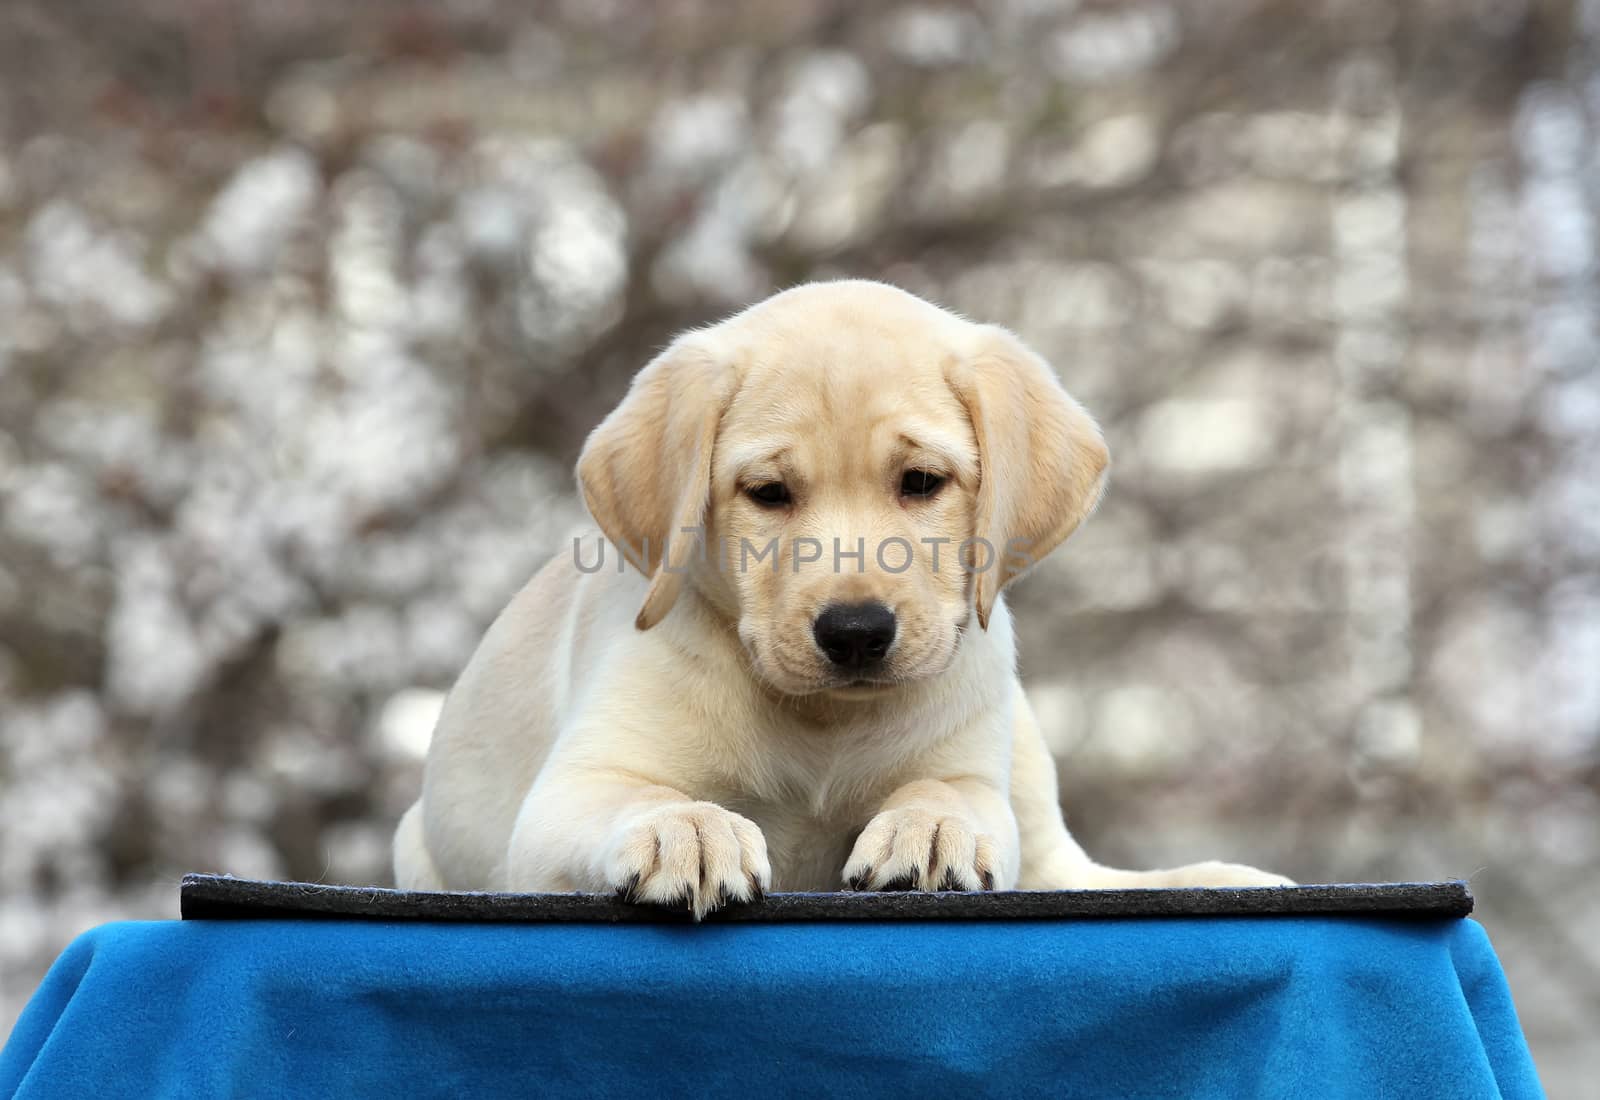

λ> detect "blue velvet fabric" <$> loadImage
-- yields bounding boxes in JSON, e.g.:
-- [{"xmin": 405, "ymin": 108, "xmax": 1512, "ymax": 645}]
[{"xmin": 2, "ymin": 915, "xmax": 1541, "ymax": 1098}]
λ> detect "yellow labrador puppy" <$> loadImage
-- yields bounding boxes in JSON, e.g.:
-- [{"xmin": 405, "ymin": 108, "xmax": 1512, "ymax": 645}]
[{"xmin": 393, "ymin": 281, "xmax": 1290, "ymax": 915}]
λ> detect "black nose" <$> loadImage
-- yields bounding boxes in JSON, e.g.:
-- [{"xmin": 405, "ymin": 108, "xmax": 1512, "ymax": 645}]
[{"xmin": 813, "ymin": 602, "xmax": 897, "ymax": 669}]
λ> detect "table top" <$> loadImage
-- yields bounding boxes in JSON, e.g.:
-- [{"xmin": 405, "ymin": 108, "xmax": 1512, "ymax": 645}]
[{"xmin": 179, "ymin": 873, "xmax": 1476, "ymax": 922}]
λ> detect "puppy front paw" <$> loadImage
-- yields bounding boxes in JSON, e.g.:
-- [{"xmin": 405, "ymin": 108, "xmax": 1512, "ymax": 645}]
[
  {"xmin": 843, "ymin": 807, "xmax": 999, "ymax": 892},
  {"xmin": 606, "ymin": 801, "xmax": 771, "ymax": 919}
]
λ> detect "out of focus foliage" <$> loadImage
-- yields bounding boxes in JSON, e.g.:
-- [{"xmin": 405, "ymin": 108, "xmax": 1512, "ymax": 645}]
[{"xmin": 0, "ymin": 0, "xmax": 1595, "ymax": 1086}]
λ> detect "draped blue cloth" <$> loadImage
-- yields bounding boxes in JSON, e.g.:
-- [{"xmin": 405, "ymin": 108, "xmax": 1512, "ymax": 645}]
[{"xmin": 2, "ymin": 915, "xmax": 1541, "ymax": 1098}]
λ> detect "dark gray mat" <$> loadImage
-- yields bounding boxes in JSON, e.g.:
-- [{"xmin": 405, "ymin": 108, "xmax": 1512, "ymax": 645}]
[{"xmin": 180, "ymin": 874, "xmax": 1473, "ymax": 922}]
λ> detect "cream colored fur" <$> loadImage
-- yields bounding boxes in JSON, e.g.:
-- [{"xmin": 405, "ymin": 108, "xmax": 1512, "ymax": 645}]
[{"xmin": 394, "ymin": 281, "xmax": 1290, "ymax": 916}]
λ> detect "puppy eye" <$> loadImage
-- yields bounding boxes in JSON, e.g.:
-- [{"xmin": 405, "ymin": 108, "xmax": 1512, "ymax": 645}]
[
  {"xmin": 746, "ymin": 482, "xmax": 792, "ymax": 507},
  {"xmin": 900, "ymin": 470, "xmax": 945, "ymax": 498}
]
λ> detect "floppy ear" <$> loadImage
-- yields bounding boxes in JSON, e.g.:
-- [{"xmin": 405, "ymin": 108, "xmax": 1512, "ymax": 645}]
[
  {"xmin": 946, "ymin": 328, "xmax": 1110, "ymax": 630},
  {"xmin": 577, "ymin": 337, "xmax": 735, "ymax": 630}
]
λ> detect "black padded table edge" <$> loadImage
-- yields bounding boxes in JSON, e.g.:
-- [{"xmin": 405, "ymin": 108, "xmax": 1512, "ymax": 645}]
[{"xmin": 180, "ymin": 875, "xmax": 1473, "ymax": 923}]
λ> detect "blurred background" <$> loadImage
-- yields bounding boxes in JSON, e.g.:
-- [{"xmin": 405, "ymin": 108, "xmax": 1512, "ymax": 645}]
[{"xmin": 0, "ymin": 0, "xmax": 1595, "ymax": 1087}]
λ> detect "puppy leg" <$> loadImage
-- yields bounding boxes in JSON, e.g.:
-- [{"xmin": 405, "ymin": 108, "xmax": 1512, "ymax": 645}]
[
  {"xmin": 392, "ymin": 800, "xmax": 446, "ymax": 890},
  {"xmin": 505, "ymin": 765, "xmax": 772, "ymax": 919},
  {"xmin": 1010, "ymin": 692, "xmax": 1293, "ymax": 889},
  {"xmin": 1039, "ymin": 860, "xmax": 1295, "ymax": 889},
  {"xmin": 843, "ymin": 778, "xmax": 1020, "ymax": 892}
]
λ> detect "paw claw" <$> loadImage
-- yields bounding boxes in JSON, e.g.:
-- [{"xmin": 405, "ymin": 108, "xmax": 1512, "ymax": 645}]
[
  {"xmin": 605, "ymin": 802, "xmax": 771, "ymax": 919},
  {"xmin": 843, "ymin": 806, "xmax": 1003, "ymax": 894}
]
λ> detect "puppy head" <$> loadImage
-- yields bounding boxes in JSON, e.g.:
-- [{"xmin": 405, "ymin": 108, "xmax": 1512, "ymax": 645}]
[{"xmin": 577, "ymin": 281, "xmax": 1108, "ymax": 698}]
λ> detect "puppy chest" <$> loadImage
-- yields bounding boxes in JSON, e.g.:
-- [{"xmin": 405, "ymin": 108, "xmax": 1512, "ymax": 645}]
[{"xmin": 728, "ymin": 804, "xmax": 859, "ymax": 892}]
